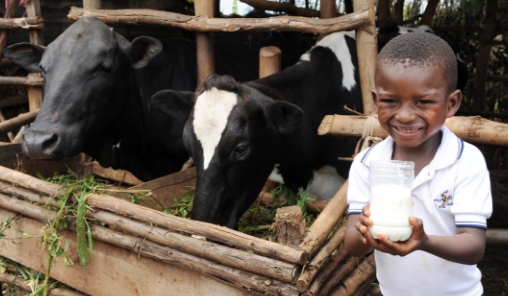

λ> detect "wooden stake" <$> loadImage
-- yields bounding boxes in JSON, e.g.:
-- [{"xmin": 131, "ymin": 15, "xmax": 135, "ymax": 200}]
[
  {"xmin": 194, "ymin": 0, "xmax": 215, "ymax": 85},
  {"xmin": 68, "ymin": 7, "xmax": 373, "ymax": 35},
  {"xmin": 299, "ymin": 180, "xmax": 349, "ymax": 258},
  {"xmin": 272, "ymin": 205, "xmax": 306, "ymax": 247},
  {"xmin": 318, "ymin": 114, "xmax": 508, "ymax": 148},
  {"xmin": 353, "ymin": 0, "xmax": 377, "ymax": 115},
  {"xmin": 259, "ymin": 46, "xmax": 281, "ymax": 78}
]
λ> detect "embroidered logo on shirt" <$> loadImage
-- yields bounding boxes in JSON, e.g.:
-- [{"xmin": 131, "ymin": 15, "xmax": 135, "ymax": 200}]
[{"xmin": 435, "ymin": 190, "xmax": 453, "ymax": 208}]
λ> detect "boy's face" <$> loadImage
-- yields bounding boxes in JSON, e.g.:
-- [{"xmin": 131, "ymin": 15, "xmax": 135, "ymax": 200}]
[{"xmin": 372, "ymin": 63, "xmax": 461, "ymax": 150}]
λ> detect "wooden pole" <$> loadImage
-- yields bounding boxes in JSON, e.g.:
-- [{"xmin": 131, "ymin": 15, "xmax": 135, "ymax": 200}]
[
  {"xmin": 419, "ymin": 0, "xmax": 439, "ymax": 26},
  {"xmin": 320, "ymin": 0, "xmax": 337, "ymax": 19},
  {"xmin": 0, "ymin": 17, "xmax": 44, "ymax": 29},
  {"xmin": 0, "ymin": 75, "xmax": 44, "ymax": 86},
  {"xmin": 394, "ymin": 0, "xmax": 405, "ymax": 26},
  {"xmin": 67, "ymin": 7, "xmax": 373, "ymax": 34},
  {"xmin": 353, "ymin": 0, "xmax": 377, "ymax": 115},
  {"xmin": 318, "ymin": 114, "xmax": 508, "ymax": 148},
  {"xmin": 0, "ymin": 110, "xmax": 14, "ymax": 141},
  {"xmin": 376, "ymin": 0, "xmax": 391, "ymax": 29},
  {"xmin": 330, "ymin": 253, "xmax": 376, "ymax": 296},
  {"xmin": 0, "ymin": 0, "xmax": 21, "ymax": 59},
  {"xmin": 0, "ymin": 94, "xmax": 28, "ymax": 109},
  {"xmin": 486, "ymin": 229, "xmax": 508, "ymax": 245},
  {"xmin": 83, "ymin": 0, "xmax": 101, "ymax": 9},
  {"xmin": 296, "ymin": 225, "xmax": 346, "ymax": 292},
  {"xmin": 304, "ymin": 247, "xmax": 349, "ymax": 296},
  {"xmin": 472, "ymin": 0, "xmax": 499, "ymax": 111},
  {"xmin": 0, "ymin": 165, "xmax": 308, "ymax": 265},
  {"xmin": 25, "ymin": 0, "xmax": 44, "ymax": 112},
  {"xmin": 0, "ymin": 110, "xmax": 38, "ymax": 135},
  {"xmin": 259, "ymin": 46, "xmax": 281, "ymax": 78},
  {"xmin": 298, "ymin": 180, "xmax": 349, "ymax": 257},
  {"xmin": 316, "ymin": 256, "xmax": 357, "ymax": 296},
  {"xmin": 194, "ymin": 0, "xmax": 215, "ymax": 86}
]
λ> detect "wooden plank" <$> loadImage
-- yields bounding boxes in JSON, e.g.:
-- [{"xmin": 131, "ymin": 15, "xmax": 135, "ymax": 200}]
[
  {"xmin": 0, "ymin": 208, "xmax": 255, "ymax": 296},
  {"xmin": 129, "ymin": 167, "xmax": 197, "ymax": 209},
  {"xmin": 0, "ymin": 143, "xmax": 79, "ymax": 178}
]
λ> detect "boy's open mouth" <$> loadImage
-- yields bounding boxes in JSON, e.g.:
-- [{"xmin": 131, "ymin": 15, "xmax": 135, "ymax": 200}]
[{"xmin": 393, "ymin": 126, "xmax": 422, "ymax": 135}]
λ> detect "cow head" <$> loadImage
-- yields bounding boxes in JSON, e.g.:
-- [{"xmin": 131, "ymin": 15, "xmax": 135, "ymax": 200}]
[
  {"xmin": 153, "ymin": 74, "xmax": 304, "ymax": 229},
  {"xmin": 3, "ymin": 17, "xmax": 162, "ymax": 160}
]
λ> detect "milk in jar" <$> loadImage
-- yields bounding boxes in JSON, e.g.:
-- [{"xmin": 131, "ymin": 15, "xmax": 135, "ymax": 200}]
[{"xmin": 368, "ymin": 160, "xmax": 414, "ymax": 242}]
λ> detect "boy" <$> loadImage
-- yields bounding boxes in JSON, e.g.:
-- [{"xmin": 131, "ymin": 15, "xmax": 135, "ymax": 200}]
[{"xmin": 344, "ymin": 32, "xmax": 492, "ymax": 295}]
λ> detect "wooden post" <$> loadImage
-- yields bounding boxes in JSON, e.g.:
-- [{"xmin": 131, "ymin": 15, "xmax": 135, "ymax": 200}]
[
  {"xmin": 83, "ymin": 0, "xmax": 101, "ymax": 9},
  {"xmin": 272, "ymin": 205, "xmax": 306, "ymax": 247},
  {"xmin": 394, "ymin": 0, "xmax": 405, "ymax": 26},
  {"xmin": 195, "ymin": 0, "xmax": 215, "ymax": 86},
  {"xmin": 376, "ymin": 0, "xmax": 391, "ymax": 29},
  {"xmin": 25, "ymin": 0, "xmax": 44, "ymax": 112},
  {"xmin": 259, "ymin": 46, "xmax": 281, "ymax": 78},
  {"xmin": 0, "ymin": 0, "xmax": 21, "ymax": 58},
  {"xmin": 354, "ymin": 0, "xmax": 377, "ymax": 115},
  {"xmin": 472, "ymin": 0, "xmax": 499, "ymax": 111},
  {"xmin": 320, "ymin": 0, "xmax": 337, "ymax": 19},
  {"xmin": 419, "ymin": 0, "xmax": 439, "ymax": 26}
]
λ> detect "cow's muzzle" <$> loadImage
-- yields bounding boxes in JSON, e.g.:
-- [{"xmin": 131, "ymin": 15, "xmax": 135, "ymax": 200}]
[{"xmin": 21, "ymin": 130, "xmax": 60, "ymax": 159}]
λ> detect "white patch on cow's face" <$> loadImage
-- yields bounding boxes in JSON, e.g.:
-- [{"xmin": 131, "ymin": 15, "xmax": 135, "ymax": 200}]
[
  {"xmin": 193, "ymin": 87, "xmax": 238, "ymax": 170},
  {"xmin": 306, "ymin": 165, "xmax": 345, "ymax": 200},
  {"xmin": 268, "ymin": 164, "xmax": 285, "ymax": 184},
  {"xmin": 300, "ymin": 32, "xmax": 357, "ymax": 91}
]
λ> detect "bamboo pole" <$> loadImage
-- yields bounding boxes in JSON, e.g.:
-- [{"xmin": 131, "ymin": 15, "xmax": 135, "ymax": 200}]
[
  {"xmin": 259, "ymin": 46, "xmax": 281, "ymax": 78},
  {"xmin": 298, "ymin": 180, "xmax": 348, "ymax": 258},
  {"xmin": 0, "ymin": 76, "xmax": 44, "ymax": 86},
  {"xmin": 318, "ymin": 114, "xmax": 508, "ymax": 148},
  {"xmin": 3, "ymin": 179, "xmax": 300, "ymax": 283},
  {"xmin": 296, "ymin": 225, "xmax": 346, "ymax": 292},
  {"xmin": 330, "ymin": 253, "xmax": 376, "ymax": 296},
  {"xmin": 194, "ymin": 0, "xmax": 215, "ymax": 86},
  {"xmin": 353, "ymin": 0, "xmax": 377, "ymax": 115},
  {"xmin": 0, "ymin": 196, "xmax": 300, "ymax": 296},
  {"xmin": 0, "ymin": 165, "xmax": 307, "ymax": 265},
  {"xmin": 0, "ymin": 110, "xmax": 39, "ymax": 135},
  {"xmin": 240, "ymin": 0, "xmax": 320, "ymax": 17},
  {"xmin": 305, "ymin": 247, "xmax": 349, "ymax": 296},
  {"xmin": 0, "ymin": 17, "xmax": 44, "ymax": 29},
  {"xmin": 67, "ymin": 7, "xmax": 373, "ymax": 35}
]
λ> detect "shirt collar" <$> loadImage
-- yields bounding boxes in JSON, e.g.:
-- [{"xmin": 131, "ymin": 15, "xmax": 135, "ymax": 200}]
[{"xmin": 361, "ymin": 126, "xmax": 463, "ymax": 170}]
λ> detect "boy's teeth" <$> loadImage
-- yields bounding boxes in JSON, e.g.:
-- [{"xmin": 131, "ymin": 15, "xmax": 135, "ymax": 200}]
[{"xmin": 398, "ymin": 127, "xmax": 418, "ymax": 133}]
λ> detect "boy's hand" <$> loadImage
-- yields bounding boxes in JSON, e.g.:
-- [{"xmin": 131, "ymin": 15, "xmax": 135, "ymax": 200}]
[
  {"xmin": 366, "ymin": 216, "xmax": 429, "ymax": 256},
  {"xmin": 354, "ymin": 205, "xmax": 375, "ymax": 244}
]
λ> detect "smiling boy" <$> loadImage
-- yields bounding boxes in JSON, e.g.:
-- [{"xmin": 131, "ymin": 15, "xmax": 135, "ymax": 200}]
[{"xmin": 344, "ymin": 33, "xmax": 493, "ymax": 295}]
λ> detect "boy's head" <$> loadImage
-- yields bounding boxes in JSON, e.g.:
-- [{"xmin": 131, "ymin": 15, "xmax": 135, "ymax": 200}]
[
  {"xmin": 372, "ymin": 32, "xmax": 462, "ymax": 151},
  {"xmin": 375, "ymin": 32, "xmax": 458, "ymax": 93}
]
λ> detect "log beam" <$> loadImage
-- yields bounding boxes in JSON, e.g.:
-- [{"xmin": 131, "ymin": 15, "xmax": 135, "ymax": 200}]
[
  {"xmin": 0, "ymin": 76, "xmax": 44, "ymax": 86},
  {"xmin": 0, "ymin": 17, "xmax": 44, "ymax": 29},
  {"xmin": 68, "ymin": 6, "xmax": 373, "ymax": 34},
  {"xmin": 0, "ymin": 110, "xmax": 38, "ymax": 135},
  {"xmin": 240, "ymin": 0, "xmax": 320, "ymax": 17},
  {"xmin": 318, "ymin": 114, "xmax": 508, "ymax": 148}
]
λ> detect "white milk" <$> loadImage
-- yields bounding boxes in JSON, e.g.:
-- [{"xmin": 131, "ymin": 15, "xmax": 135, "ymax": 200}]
[{"xmin": 368, "ymin": 184, "xmax": 413, "ymax": 242}]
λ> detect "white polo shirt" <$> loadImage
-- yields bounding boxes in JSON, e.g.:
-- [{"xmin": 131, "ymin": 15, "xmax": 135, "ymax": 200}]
[{"xmin": 347, "ymin": 126, "xmax": 493, "ymax": 296}]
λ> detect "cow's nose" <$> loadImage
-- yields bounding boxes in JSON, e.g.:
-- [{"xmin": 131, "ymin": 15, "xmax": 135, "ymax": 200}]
[{"xmin": 21, "ymin": 131, "xmax": 59, "ymax": 159}]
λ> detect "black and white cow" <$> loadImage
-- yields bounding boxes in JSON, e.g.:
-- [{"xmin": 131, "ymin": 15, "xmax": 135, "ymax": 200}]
[
  {"xmin": 153, "ymin": 31, "xmax": 362, "ymax": 229},
  {"xmin": 3, "ymin": 17, "xmax": 302, "ymax": 181}
]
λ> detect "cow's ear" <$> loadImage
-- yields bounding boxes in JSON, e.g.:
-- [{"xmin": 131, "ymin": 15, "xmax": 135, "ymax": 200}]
[
  {"xmin": 128, "ymin": 36, "xmax": 163, "ymax": 69},
  {"xmin": 265, "ymin": 101, "xmax": 304, "ymax": 133},
  {"xmin": 3, "ymin": 43, "xmax": 45, "ymax": 73},
  {"xmin": 151, "ymin": 90, "xmax": 195, "ymax": 120}
]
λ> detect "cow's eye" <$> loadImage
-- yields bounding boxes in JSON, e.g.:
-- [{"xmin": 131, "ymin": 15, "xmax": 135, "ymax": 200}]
[
  {"xmin": 232, "ymin": 143, "xmax": 249, "ymax": 160},
  {"xmin": 100, "ymin": 64, "xmax": 112, "ymax": 73}
]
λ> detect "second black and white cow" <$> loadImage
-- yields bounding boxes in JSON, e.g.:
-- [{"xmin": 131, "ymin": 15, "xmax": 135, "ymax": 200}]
[
  {"xmin": 3, "ymin": 17, "xmax": 302, "ymax": 181},
  {"xmin": 153, "ymin": 31, "xmax": 363, "ymax": 229}
]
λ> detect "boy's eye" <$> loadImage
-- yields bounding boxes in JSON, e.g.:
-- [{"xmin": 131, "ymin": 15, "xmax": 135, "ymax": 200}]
[
  {"xmin": 379, "ymin": 99, "xmax": 397, "ymax": 104},
  {"xmin": 417, "ymin": 100, "xmax": 433, "ymax": 105}
]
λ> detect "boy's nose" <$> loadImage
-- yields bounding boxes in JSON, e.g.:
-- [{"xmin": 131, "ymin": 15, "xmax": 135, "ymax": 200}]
[{"xmin": 395, "ymin": 106, "xmax": 417, "ymax": 122}]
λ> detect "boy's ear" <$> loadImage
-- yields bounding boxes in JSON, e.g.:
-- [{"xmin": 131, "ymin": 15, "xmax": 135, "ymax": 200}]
[
  {"xmin": 446, "ymin": 90, "xmax": 462, "ymax": 117},
  {"xmin": 371, "ymin": 89, "xmax": 379, "ymax": 111}
]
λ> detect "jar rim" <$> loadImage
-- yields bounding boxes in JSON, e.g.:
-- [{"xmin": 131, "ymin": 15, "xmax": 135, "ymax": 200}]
[{"xmin": 370, "ymin": 160, "xmax": 415, "ymax": 169}]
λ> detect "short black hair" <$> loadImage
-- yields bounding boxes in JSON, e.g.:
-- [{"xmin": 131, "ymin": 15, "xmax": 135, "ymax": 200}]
[{"xmin": 376, "ymin": 32, "xmax": 458, "ymax": 93}]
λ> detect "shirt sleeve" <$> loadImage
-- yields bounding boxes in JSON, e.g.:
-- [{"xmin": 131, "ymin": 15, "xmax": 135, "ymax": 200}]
[
  {"xmin": 347, "ymin": 151, "xmax": 371, "ymax": 215},
  {"xmin": 451, "ymin": 144, "xmax": 493, "ymax": 229}
]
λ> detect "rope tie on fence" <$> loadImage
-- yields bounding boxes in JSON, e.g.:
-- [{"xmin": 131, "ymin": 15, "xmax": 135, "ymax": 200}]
[{"xmin": 354, "ymin": 113, "xmax": 383, "ymax": 156}]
